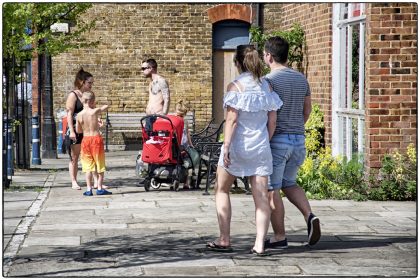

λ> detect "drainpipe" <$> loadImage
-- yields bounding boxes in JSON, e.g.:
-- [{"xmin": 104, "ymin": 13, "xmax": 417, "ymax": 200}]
[{"xmin": 255, "ymin": 3, "xmax": 264, "ymax": 31}]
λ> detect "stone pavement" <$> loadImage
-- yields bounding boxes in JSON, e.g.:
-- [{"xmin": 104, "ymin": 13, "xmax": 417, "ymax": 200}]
[{"xmin": 3, "ymin": 150, "xmax": 417, "ymax": 277}]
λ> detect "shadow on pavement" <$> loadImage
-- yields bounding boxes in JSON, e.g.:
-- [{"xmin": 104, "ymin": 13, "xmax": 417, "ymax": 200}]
[{"xmin": 10, "ymin": 231, "xmax": 416, "ymax": 277}]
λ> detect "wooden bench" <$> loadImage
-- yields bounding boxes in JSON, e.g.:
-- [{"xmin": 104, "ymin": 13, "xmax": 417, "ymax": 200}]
[{"xmin": 104, "ymin": 111, "xmax": 195, "ymax": 151}]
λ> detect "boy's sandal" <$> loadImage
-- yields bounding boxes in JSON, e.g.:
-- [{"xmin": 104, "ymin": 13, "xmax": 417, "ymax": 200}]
[{"xmin": 206, "ymin": 241, "xmax": 233, "ymax": 252}]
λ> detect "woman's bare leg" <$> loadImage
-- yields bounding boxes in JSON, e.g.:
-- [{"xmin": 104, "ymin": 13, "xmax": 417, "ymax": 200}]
[
  {"xmin": 250, "ymin": 175, "xmax": 271, "ymax": 253},
  {"xmin": 214, "ymin": 167, "xmax": 236, "ymax": 247},
  {"xmin": 69, "ymin": 144, "xmax": 81, "ymax": 190}
]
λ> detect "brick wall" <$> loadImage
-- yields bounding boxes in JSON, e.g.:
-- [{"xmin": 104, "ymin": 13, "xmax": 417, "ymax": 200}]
[
  {"xmin": 365, "ymin": 3, "xmax": 417, "ymax": 168},
  {"xmin": 52, "ymin": 3, "xmax": 213, "ymax": 135},
  {"xmin": 263, "ymin": 3, "xmax": 334, "ymax": 145},
  {"xmin": 51, "ymin": 3, "xmax": 417, "ymax": 165}
]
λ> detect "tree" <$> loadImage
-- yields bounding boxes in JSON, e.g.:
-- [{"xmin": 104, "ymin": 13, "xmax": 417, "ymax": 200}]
[
  {"xmin": 2, "ymin": 3, "xmax": 98, "ymax": 162},
  {"xmin": 3, "ymin": 3, "xmax": 97, "ymax": 61}
]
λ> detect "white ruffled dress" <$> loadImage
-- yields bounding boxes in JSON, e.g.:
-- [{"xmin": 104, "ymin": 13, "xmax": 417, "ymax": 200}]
[{"xmin": 218, "ymin": 72, "xmax": 283, "ymax": 177}]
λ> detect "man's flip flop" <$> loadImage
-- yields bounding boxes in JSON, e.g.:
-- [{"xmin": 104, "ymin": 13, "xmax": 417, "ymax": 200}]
[{"xmin": 206, "ymin": 241, "xmax": 233, "ymax": 252}]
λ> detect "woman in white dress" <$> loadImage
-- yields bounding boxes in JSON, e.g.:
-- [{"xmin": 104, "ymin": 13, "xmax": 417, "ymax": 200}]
[{"xmin": 206, "ymin": 45, "xmax": 283, "ymax": 255}]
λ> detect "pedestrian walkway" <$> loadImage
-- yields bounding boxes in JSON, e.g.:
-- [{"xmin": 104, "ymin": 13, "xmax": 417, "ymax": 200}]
[{"xmin": 3, "ymin": 151, "xmax": 417, "ymax": 277}]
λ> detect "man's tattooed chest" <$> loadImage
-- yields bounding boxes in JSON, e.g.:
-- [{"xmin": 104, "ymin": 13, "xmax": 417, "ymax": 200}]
[{"xmin": 151, "ymin": 81, "xmax": 160, "ymax": 95}]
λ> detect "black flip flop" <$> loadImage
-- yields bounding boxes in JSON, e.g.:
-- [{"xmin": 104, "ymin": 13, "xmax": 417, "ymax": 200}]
[
  {"xmin": 206, "ymin": 241, "xmax": 233, "ymax": 252},
  {"xmin": 250, "ymin": 248, "xmax": 269, "ymax": 256}
]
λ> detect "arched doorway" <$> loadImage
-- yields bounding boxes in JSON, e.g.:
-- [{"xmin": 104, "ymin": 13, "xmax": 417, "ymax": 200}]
[{"xmin": 212, "ymin": 20, "xmax": 250, "ymax": 124}]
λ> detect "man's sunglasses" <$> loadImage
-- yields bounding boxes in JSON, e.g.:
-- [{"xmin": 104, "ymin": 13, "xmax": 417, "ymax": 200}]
[{"xmin": 141, "ymin": 67, "xmax": 151, "ymax": 70}]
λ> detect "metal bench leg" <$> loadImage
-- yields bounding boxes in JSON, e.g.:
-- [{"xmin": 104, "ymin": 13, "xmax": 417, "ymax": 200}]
[
  {"xmin": 195, "ymin": 158, "xmax": 203, "ymax": 190},
  {"xmin": 203, "ymin": 161, "xmax": 211, "ymax": 195},
  {"xmin": 243, "ymin": 177, "xmax": 251, "ymax": 195}
]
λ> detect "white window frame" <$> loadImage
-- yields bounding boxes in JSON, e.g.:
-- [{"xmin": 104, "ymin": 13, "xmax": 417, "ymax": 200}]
[{"xmin": 331, "ymin": 3, "xmax": 366, "ymax": 160}]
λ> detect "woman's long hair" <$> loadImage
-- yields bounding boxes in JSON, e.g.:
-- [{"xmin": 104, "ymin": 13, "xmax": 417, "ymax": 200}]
[
  {"xmin": 74, "ymin": 68, "xmax": 93, "ymax": 89},
  {"xmin": 234, "ymin": 45, "xmax": 264, "ymax": 80}
]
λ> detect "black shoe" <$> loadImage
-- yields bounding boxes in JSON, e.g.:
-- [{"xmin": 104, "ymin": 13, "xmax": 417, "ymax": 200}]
[
  {"xmin": 264, "ymin": 238, "xmax": 288, "ymax": 249},
  {"xmin": 307, "ymin": 213, "xmax": 321, "ymax": 246}
]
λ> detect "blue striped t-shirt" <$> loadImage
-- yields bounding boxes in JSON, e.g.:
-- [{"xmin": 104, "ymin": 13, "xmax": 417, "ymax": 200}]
[{"xmin": 265, "ymin": 68, "xmax": 311, "ymax": 135}]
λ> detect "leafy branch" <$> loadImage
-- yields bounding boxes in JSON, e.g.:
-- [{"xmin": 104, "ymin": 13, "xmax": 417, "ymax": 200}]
[
  {"xmin": 3, "ymin": 3, "xmax": 97, "ymax": 62},
  {"xmin": 250, "ymin": 23, "xmax": 306, "ymax": 73}
]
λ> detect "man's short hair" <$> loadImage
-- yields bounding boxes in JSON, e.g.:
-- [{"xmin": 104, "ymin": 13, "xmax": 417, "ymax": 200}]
[
  {"xmin": 264, "ymin": 36, "xmax": 289, "ymax": 64},
  {"xmin": 142, "ymin": 58, "xmax": 157, "ymax": 70}
]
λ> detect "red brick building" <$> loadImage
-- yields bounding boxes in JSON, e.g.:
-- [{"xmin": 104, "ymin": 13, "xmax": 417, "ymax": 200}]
[{"xmin": 51, "ymin": 3, "xmax": 417, "ymax": 169}]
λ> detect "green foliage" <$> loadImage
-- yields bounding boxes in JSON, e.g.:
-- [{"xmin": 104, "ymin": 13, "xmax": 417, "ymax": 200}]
[
  {"xmin": 304, "ymin": 104, "xmax": 324, "ymax": 157},
  {"xmin": 368, "ymin": 144, "xmax": 417, "ymax": 201},
  {"xmin": 352, "ymin": 27, "xmax": 360, "ymax": 97},
  {"xmin": 298, "ymin": 107, "xmax": 416, "ymax": 201},
  {"xmin": 3, "ymin": 3, "xmax": 97, "ymax": 61},
  {"xmin": 250, "ymin": 23, "xmax": 305, "ymax": 72},
  {"xmin": 12, "ymin": 120, "xmax": 22, "ymax": 133},
  {"xmin": 297, "ymin": 147, "xmax": 367, "ymax": 201}
]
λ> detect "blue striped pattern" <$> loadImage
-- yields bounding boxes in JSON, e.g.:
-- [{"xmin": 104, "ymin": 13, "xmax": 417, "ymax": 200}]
[{"xmin": 265, "ymin": 68, "xmax": 311, "ymax": 135}]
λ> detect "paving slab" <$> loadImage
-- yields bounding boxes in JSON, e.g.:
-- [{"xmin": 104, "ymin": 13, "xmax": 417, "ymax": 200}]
[
  {"xmin": 3, "ymin": 150, "xmax": 417, "ymax": 277},
  {"xmin": 298, "ymin": 263, "xmax": 417, "ymax": 277},
  {"xmin": 142, "ymin": 266, "xmax": 219, "ymax": 277},
  {"xmin": 23, "ymin": 236, "xmax": 81, "ymax": 247}
]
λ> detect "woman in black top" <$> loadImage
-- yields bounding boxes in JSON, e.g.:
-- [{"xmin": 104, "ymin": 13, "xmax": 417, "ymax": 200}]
[{"xmin": 65, "ymin": 68, "xmax": 94, "ymax": 190}]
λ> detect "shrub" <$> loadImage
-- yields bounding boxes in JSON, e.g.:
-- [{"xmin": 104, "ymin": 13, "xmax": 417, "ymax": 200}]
[
  {"xmin": 298, "ymin": 105, "xmax": 416, "ymax": 201},
  {"xmin": 297, "ymin": 147, "xmax": 367, "ymax": 200},
  {"xmin": 304, "ymin": 104, "xmax": 324, "ymax": 157},
  {"xmin": 368, "ymin": 144, "xmax": 417, "ymax": 201}
]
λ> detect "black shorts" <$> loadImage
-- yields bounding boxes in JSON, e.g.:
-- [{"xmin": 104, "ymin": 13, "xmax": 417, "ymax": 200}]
[
  {"xmin": 64, "ymin": 128, "xmax": 83, "ymax": 146},
  {"xmin": 72, "ymin": 132, "xmax": 84, "ymax": 145}
]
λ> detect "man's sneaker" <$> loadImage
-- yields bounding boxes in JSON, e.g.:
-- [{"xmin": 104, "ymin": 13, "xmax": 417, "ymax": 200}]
[
  {"xmin": 307, "ymin": 213, "xmax": 321, "ymax": 246},
  {"xmin": 96, "ymin": 189, "xmax": 112, "ymax": 195},
  {"xmin": 83, "ymin": 190, "xmax": 93, "ymax": 196},
  {"xmin": 264, "ymin": 238, "xmax": 288, "ymax": 249}
]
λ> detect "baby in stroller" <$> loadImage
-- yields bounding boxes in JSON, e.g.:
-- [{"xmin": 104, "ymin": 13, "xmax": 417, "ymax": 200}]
[
  {"xmin": 175, "ymin": 100, "xmax": 199, "ymax": 189},
  {"xmin": 137, "ymin": 101, "xmax": 198, "ymax": 191}
]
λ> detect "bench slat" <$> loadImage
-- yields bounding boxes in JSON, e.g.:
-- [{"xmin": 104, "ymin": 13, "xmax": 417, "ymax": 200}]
[
  {"xmin": 105, "ymin": 111, "xmax": 195, "ymax": 150},
  {"xmin": 112, "ymin": 129, "xmax": 140, "ymax": 133}
]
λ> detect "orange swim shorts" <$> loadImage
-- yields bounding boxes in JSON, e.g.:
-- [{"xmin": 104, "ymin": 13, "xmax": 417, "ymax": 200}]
[{"xmin": 80, "ymin": 135, "xmax": 106, "ymax": 173}]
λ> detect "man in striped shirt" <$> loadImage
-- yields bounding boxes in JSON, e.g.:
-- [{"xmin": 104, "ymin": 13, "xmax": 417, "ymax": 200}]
[{"xmin": 263, "ymin": 36, "xmax": 321, "ymax": 249}]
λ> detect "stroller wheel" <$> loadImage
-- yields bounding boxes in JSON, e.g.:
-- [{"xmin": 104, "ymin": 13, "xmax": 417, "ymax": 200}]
[
  {"xmin": 173, "ymin": 180, "xmax": 180, "ymax": 191},
  {"xmin": 144, "ymin": 179, "xmax": 150, "ymax": 192},
  {"xmin": 151, "ymin": 178, "xmax": 161, "ymax": 189}
]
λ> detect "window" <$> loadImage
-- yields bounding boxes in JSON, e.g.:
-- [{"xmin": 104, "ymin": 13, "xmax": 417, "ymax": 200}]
[{"xmin": 331, "ymin": 3, "xmax": 366, "ymax": 160}]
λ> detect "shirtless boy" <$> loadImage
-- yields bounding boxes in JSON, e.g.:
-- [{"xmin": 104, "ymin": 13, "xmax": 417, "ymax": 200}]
[{"xmin": 76, "ymin": 91, "xmax": 112, "ymax": 196}]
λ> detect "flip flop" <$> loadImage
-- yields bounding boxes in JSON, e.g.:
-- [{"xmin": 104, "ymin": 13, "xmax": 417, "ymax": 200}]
[
  {"xmin": 71, "ymin": 185, "xmax": 81, "ymax": 190},
  {"xmin": 206, "ymin": 241, "xmax": 233, "ymax": 252},
  {"xmin": 250, "ymin": 248, "xmax": 269, "ymax": 257}
]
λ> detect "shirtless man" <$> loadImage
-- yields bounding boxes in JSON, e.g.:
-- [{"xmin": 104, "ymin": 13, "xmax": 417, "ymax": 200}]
[
  {"xmin": 142, "ymin": 58, "xmax": 170, "ymax": 115},
  {"xmin": 76, "ymin": 91, "xmax": 112, "ymax": 196}
]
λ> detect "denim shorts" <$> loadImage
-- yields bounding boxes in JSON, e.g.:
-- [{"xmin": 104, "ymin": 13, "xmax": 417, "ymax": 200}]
[{"xmin": 268, "ymin": 134, "xmax": 306, "ymax": 190}]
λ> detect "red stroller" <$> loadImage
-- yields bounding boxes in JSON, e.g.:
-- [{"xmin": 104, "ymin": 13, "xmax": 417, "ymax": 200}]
[{"xmin": 139, "ymin": 114, "xmax": 194, "ymax": 191}]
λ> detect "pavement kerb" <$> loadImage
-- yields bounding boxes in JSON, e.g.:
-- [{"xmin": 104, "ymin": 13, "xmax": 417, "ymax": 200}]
[{"xmin": 3, "ymin": 172, "xmax": 55, "ymax": 276}]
